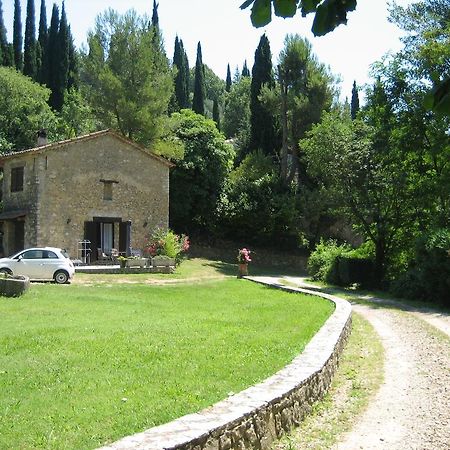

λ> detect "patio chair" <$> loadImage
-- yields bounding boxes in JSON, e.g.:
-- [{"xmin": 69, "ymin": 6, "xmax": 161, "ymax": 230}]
[{"xmin": 97, "ymin": 248, "xmax": 110, "ymax": 262}]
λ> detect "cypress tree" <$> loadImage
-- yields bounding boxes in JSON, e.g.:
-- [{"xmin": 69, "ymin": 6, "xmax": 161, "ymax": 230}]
[
  {"xmin": 242, "ymin": 60, "xmax": 250, "ymax": 77},
  {"xmin": 23, "ymin": 0, "xmax": 37, "ymax": 79},
  {"xmin": 67, "ymin": 26, "xmax": 78, "ymax": 90},
  {"xmin": 151, "ymin": 0, "xmax": 159, "ymax": 28},
  {"xmin": 46, "ymin": 4, "xmax": 59, "ymax": 102},
  {"xmin": 173, "ymin": 36, "xmax": 190, "ymax": 110},
  {"xmin": 50, "ymin": 1, "xmax": 69, "ymax": 111},
  {"xmin": 13, "ymin": 0, "xmax": 23, "ymax": 71},
  {"xmin": 181, "ymin": 39, "xmax": 190, "ymax": 108},
  {"xmin": 249, "ymin": 34, "xmax": 277, "ymax": 156},
  {"xmin": 213, "ymin": 98, "xmax": 220, "ymax": 129},
  {"xmin": 225, "ymin": 63, "xmax": 232, "ymax": 92},
  {"xmin": 351, "ymin": 80, "xmax": 360, "ymax": 120},
  {"xmin": 0, "ymin": 0, "xmax": 7, "ymax": 66},
  {"xmin": 37, "ymin": 0, "xmax": 48, "ymax": 84},
  {"xmin": 192, "ymin": 41, "xmax": 205, "ymax": 115}
]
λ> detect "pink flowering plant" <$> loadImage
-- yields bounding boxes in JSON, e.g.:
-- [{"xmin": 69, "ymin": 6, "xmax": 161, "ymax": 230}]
[
  {"xmin": 237, "ymin": 248, "xmax": 251, "ymax": 264},
  {"xmin": 145, "ymin": 228, "xmax": 190, "ymax": 265}
]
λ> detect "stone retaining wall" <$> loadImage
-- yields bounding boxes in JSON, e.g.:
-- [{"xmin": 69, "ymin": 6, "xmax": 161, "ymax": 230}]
[{"xmin": 100, "ymin": 277, "xmax": 352, "ymax": 450}]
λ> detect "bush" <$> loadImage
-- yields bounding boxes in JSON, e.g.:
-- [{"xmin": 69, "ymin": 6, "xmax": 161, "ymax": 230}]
[
  {"xmin": 307, "ymin": 239, "xmax": 351, "ymax": 282},
  {"xmin": 144, "ymin": 228, "xmax": 190, "ymax": 266},
  {"xmin": 308, "ymin": 239, "xmax": 374, "ymax": 287},
  {"xmin": 391, "ymin": 229, "xmax": 450, "ymax": 306}
]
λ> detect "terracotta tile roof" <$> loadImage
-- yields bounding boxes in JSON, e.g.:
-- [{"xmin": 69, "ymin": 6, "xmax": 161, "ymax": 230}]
[{"xmin": 0, "ymin": 129, "xmax": 175, "ymax": 168}]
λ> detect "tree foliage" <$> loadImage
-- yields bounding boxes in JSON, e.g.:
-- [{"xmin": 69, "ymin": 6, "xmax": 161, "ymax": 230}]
[
  {"xmin": 240, "ymin": 0, "xmax": 357, "ymax": 36},
  {"xmin": 13, "ymin": 0, "xmax": 22, "ymax": 71},
  {"xmin": 249, "ymin": 34, "xmax": 278, "ymax": 157},
  {"xmin": 274, "ymin": 34, "xmax": 335, "ymax": 183},
  {"xmin": 169, "ymin": 109, "xmax": 235, "ymax": 232},
  {"xmin": 81, "ymin": 8, "xmax": 173, "ymax": 147},
  {"xmin": 0, "ymin": 66, "xmax": 57, "ymax": 152},
  {"xmin": 23, "ymin": 0, "xmax": 36, "ymax": 79},
  {"xmin": 172, "ymin": 36, "xmax": 190, "ymax": 110},
  {"xmin": 192, "ymin": 41, "xmax": 205, "ymax": 115}
]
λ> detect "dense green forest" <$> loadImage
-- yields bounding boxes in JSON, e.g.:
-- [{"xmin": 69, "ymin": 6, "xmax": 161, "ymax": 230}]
[{"xmin": 0, "ymin": 0, "xmax": 448, "ymax": 303}]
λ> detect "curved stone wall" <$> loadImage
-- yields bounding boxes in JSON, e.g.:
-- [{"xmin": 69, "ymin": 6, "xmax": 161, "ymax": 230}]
[{"xmin": 100, "ymin": 277, "xmax": 352, "ymax": 450}]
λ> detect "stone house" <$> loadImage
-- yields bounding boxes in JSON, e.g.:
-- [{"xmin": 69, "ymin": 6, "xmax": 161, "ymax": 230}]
[{"xmin": 0, "ymin": 129, "xmax": 173, "ymax": 262}]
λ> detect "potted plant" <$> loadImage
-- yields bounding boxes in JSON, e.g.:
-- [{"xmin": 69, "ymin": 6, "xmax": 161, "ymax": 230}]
[
  {"xmin": 117, "ymin": 256, "xmax": 128, "ymax": 269},
  {"xmin": 237, "ymin": 248, "xmax": 251, "ymax": 278}
]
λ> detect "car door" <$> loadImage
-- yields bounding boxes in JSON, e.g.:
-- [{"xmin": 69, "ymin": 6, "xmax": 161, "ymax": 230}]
[{"xmin": 14, "ymin": 249, "xmax": 43, "ymax": 279}]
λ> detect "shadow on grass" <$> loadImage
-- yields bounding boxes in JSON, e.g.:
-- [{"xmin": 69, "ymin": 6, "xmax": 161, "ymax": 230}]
[
  {"xmin": 292, "ymin": 279, "xmax": 450, "ymax": 317},
  {"xmin": 202, "ymin": 259, "xmax": 307, "ymax": 278}
]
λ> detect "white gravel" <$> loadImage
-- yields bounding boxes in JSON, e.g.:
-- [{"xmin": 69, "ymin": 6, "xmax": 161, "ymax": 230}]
[{"xmin": 282, "ymin": 277, "xmax": 450, "ymax": 450}]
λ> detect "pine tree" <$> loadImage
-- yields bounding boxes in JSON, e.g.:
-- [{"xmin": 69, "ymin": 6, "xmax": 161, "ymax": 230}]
[
  {"xmin": 351, "ymin": 80, "xmax": 360, "ymax": 120},
  {"xmin": 213, "ymin": 98, "xmax": 220, "ymax": 129},
  {"xmin": 192, "ymin": 41, "xmax": 205, "ymax": 115},
  {"xmin": 0, "ymin": 0, "xmax": 7, "ymax": 66},
  {"xmin": 37, "ymin": 0, "xmax": 48, "ymax": 84},
  {"xmin": 23, "ymin": 0, "xmax": 36, "ymax": 79},
  {"xmin": 249, "ymin": 34, "xmax": 277, "ymax": 156},
  {"xmin": 226, "ymin": 63, "xmax": 232, "ymax": 92},
  {"xmin": 13, "ymin": 0, "xmax": 23, "ymax": 71},
  {"xmin": 242, "ymin": 60, "xmax": 250, "ymax": 77}
]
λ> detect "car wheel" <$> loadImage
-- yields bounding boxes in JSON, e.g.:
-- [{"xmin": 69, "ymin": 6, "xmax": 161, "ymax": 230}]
[
  {"xmin": 0, "ymin": 268, "xmax": 13, "ymax": 276},
  {"xmin": 54, "ymin": 270, "xmax": 69, "ymax": 284}
]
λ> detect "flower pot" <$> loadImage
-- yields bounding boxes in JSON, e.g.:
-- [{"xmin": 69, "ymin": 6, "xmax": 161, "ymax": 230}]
[
  {"xmin": 238, "ymin": 263, "xmax": 248, "ymax": 278},
  {"xmin": 151, "ymin": 256, "xmax": 175, "ymax": 267}
]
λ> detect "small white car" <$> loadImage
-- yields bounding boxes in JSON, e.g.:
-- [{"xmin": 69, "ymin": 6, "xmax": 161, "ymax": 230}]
[{"xmin": 0, "ymin": 247, "xmax": 75, "ymax": 284}]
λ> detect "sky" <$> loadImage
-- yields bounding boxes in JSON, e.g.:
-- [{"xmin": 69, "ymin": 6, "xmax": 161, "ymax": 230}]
[{"xmin": 2, "ymin": 0, "xmax": 413, "ymax": 100}]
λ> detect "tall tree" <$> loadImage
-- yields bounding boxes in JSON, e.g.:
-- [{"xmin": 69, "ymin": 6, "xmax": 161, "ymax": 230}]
[
  {"xmin": 0, "ymin": 0, "xmax": 6, "ymax": 65},
  {"xmin": 351, "ymin": 80, "xmax": 359, "ymax": 120},
  {"xmin": 242, "ymin": 59, "xmax": 250, "ymax": 77},
  {"xmin": 82, "ymin": 8, "xmax": 173, "ymax": 146},
  {"xmin": 151, "ymin": 0, "xmax": 159, "ymax": 27},
  {"xmin": 225, "ymin": 63, "xmax": 232, "ymax": 92},
  {"xmin": 37, "ymin": 0, "xmax": 48, "ymax": 83},
  {"xmin": 67, "ymin": 26, "xmax": 78, "ymax": 90},
  {"xmin": 249, "ymin": 34, "xmax": 277, "ymax": 156},
  {"xmin": 51, "ymin": 1, "xmax": 69, "ymax": 111},
  {"xmin": 275, "ymin": 34, "xmax": 334, "ymax": 183},
  {"xmin": 192, "ymin": 41, "xmax": 205, "ymax": 115},
  {"xmin": 46, "ymin": 3, "xmax": 59, "ymax": 91},
  {"xmin": 13, "ymin": 0, "xmax": 23, "ymax": 71},
  {"xmin": 173, "ymin": 36, "xmax": 189, "ymax": 110},
  {"xmin": 23, "ymin": 0, "xmax": 36, "ymax": 79}
]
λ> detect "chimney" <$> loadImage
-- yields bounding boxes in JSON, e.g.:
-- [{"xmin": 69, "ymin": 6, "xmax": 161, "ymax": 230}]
[{"xmin": 37, "ymin": 129, "xmax": 48, "ymax": 147}]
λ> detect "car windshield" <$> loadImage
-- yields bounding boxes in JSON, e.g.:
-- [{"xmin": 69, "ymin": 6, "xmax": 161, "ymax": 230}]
[{"xmin": 61, "ymin": 249, "xmax": 70, "ymax": 259}]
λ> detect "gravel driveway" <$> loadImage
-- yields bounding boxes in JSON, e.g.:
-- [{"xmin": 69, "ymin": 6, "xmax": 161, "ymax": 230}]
[
  {"xmin": 333, "ymin": 303, "xmax": 450, "ymax": 450},
  {"xmin": 283, "ymin": 277, "xmax": 450, "ymax": 450}
]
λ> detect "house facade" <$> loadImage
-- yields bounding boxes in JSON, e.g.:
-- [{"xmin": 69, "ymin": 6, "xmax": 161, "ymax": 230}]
[{"xmin": 0, "ymin": 130, "xmax": 173, "ymax": 261}]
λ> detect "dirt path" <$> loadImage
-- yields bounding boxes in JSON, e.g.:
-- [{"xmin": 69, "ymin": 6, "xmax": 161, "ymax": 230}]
[{"xmin": 282, "ymin": 277, "xmax": 450, "ymax": 450}]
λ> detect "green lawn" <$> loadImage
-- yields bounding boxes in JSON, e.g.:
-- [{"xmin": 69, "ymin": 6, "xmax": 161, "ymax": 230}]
[{"xmin": 0, "ymin": 277, "xmax": 333, "ymax": 449}]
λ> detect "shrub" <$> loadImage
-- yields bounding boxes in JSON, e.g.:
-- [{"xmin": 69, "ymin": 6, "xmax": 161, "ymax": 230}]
[
  {"xmin": 307, "ymin": 239, "xmax": 351, "ymax": 282},
  {"xmin": 144, "ymin": 228, "xmax": 190, "ymax": 265},
  {"xmin": 308, "ymin": 239, "xmax": 375, "ymax": 287},
  {"xmin": 391, "ymin": 229, "xmax": 450, "ymax": 306}
]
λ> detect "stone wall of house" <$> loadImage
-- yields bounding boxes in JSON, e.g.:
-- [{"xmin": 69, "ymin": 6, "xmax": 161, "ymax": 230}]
[
  {"xmin": 33, "ymin": 133, "xmax": 170, "ymax": 258},
  {"xmin": 1, "ymin": 155, "xmax": 40, "ymax": 254}
]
